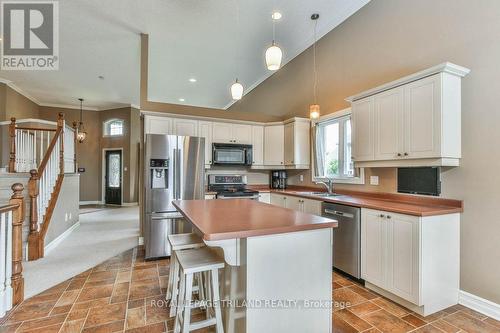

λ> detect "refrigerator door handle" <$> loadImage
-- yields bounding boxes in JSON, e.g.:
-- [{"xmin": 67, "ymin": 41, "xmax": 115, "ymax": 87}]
[
  {"xmin": 176, "ymin": 148, "xmax": 182, "ymax": 199},
  {"xmin": 172, "ymin": 148, "xmax": 178, "ymax": 200}
]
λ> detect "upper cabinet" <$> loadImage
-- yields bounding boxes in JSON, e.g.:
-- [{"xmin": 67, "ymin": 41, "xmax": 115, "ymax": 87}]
[
  {"xmin": 198, "ymin": 121, "xmax": 213, "ymax": 167},
  {"xmin": 347, "ymin": 63, "xmax": 470, "ymax": 167},
  {"xmin": 284, "ymin": 118, "xmax": 311, "ymax": 169},
  {"xmin": 144, "ymin": 116, "xmax": 172, "ymax": 135},
  {"xmin": 264, "ymin": 124, "xmax": 284, "ymax": 168},
  {"xmin": 173, "ymin": 118, "xmax": 198, "ymax": 136},
  {"xmin": 212, "ymin": 122, "xmax": 252, "ymax": 144},
  {"xmin": 251, "ymin": 125, "xmax": 264, "ymax": 166}
]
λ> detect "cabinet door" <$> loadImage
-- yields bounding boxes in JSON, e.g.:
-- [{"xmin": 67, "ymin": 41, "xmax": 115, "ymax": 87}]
[
  {"xmin": 284, "ymin": 123, "xmax": 294, "ymax": 165},
  {"xmin": 212, "ymin": 122, "xmax": 233, "ymax": 143},
  {"xmin": 302, "ymin": 198, "xmax": 321, "ymax": 216},
  {"xmin": 232, "ymin": 124, "xmax": 252, "ymax": 144},
  {"xmin": 145, "ymin": 116, "xmax": 172, "ymax": 135},
  {"xmin": 352, "ymin": 97, "xmax": 375, "ymax": 161},
  {"xmin": 285, "ymin": 196, "xmax": 303, "ymax": 211},
  {"xmin": 264, "ymin": 125, "xmax": 284, "ymax": 167},
  {"xmin": 198, "ymin": 121, "xmax": 213, "ymax": 166},
  {"xmin": 270, "ymin": 193, "xmax": 286, "ymax": 207},
  {"xmin": 361, "ymin": 209, "xmax": 386, "ymax": 288},
  {"xmin": 257, "ymin": 193, "xmax": 271, "ymax": 204},
  {"xmin": 386, "ymin": 213, "xmax": 420, "ymax": 304},
  {"xmin": 404, "ymin": 75, "xmax": 441, "ymax": 159},
  {"xmin": 173, "ymin": 118, "xmax": 198, "ymax": 136},
  {"xmin": 252, "ymin": 126, "xmax": 264, "ymax": 166},
  {"xmin": 374, "ymin": 88, "xmax": 404, "ymax": 160}
]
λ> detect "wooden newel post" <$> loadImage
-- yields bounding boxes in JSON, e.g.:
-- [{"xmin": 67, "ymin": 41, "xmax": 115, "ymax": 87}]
[
  {"xmin": 27, "ymin": 169, "xmax": 41, "ymax": 261},
  {"xmin": 58, "ymin": 113, "xmax": 65, "ymax": 174},
  {"xmin": 9, "ymin": 183, "xmax": 24, "ymax": 305},
  {"xmin": 9, "ymin": 117, "xmax": 16, "ymax": 172},
  {"xmin": 72, "ymin": 121, "xmax": 78, "ymax": 173}
]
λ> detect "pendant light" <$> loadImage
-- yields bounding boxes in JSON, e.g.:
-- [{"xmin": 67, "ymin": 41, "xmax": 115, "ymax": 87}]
[
  {"xmin": 230, "ymin": 0, "xmax": 244, "ymax": 100},
  {"xmin": 76, "ymin": 98, "xmax": 87, "ymax": 143},
  {"xmin": 309, "ymin": 13, "xmax": 320, "ymax": 120},
  {"xmin": 265, "ymin": 12, "xmax": 283, "ymax": 71},
  {"xmin": 231, "ymin": 79, "xmax": 243, "ymax": 100}
]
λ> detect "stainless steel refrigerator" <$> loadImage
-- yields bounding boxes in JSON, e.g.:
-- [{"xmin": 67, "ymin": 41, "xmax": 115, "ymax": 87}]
[{"xmin": 143, "ymin": 134, "xmax": 205, "ymax": 259}]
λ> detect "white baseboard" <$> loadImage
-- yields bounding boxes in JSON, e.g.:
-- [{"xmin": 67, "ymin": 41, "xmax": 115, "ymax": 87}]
[
  {"xmin": 79, "ymin": 201, "xmax": 102, "ymax": 205},
  {"xmin": 459, "ymin": 290, "xmax": 500, "ymax": 321},
  {"xmin": 44, "ymin": 222, "xmax": 80, "ymax": 255},
  {"xmin": 122, "ymin": 202, "xmax": 139, "ymax": 207},
  {"xmin": 138, "ymin": 236, "xmax": 144, "ymax": 245}
]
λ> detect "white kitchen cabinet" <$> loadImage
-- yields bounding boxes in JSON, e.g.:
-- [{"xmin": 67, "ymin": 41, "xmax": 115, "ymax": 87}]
[
  {"xmin": 285, "ymin": 195, "xmax": 302, "ymax": 211},
  {"xmin": 264, "ymin": 125, "xmax": 284, "ymax": 168},
  {"xmin": 283, "ymin": 118, "xmax": 310, "ymax": 169},
  {"xmin": 257, "ymin": 192, "xmax": 270, "ymax": 204},
  {"xmin": 361, "ymin": 208, "xmax": 460, "ymax": 316},
  {"xmin": 251, "ymin": 126, "xmax": 264, "ymax": 166},
  {"xmin": 212, "ymin": 122, "xmax": 233, "ymax": 143},
  {"xmin": 374, "ymin": 87, "xmax": 404, "ymax": 160},
  {"xmin": 144, "ymin": 116, "xmax": 172, "ymax": 135},
  {"xmin": 347, "ymin": 63, "xmax": 470, "ymax": 167},
  {"xmin": 198, "ymin": 121, "xmax": 213, "ymax": 167},
  {"xmin": 173, "ymin": 118, "xmax": 198, "ymax": 136},
  {"xmin": 270, "ymin": 193, "xmax": 287, "ymax": 207},
  {"xmin": 212, "ymin": 122, "xmax": 252, "ymax": 144},
  {"xmin": 302, "ymin": 198, "xmax": 322, "ymax": 216},
  {"xmin": 352, "ymin": 97, "xmax": 375, "ymax": 162}
]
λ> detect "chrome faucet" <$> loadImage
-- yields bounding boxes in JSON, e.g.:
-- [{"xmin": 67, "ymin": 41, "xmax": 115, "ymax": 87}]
[{"xmin": 315, "ymin": 179, "xmax": 334, "ymax": 194}]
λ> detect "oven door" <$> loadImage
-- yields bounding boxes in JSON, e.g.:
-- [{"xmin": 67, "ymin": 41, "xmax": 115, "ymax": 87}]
[
  {"xmin": 212, "ymin": 144, "xmax": 251, "ymax": 165},
  {"xmin": 217, "ymin": 194, "xmax": 260, "ymax": 200}
]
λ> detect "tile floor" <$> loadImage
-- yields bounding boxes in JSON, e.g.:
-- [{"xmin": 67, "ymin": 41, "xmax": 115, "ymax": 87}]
[{"xmin": 0, "ymin": 246, "xmax": 499, "ymax": 333}]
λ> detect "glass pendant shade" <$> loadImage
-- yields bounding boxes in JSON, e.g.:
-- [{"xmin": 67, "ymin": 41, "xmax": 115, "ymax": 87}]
[
  {"xmin": 231, "ymin": 80, "xmax": 244, "ymax": 100},
  {"xmin": 309, "ymin": 104, "xmax": 320, "ymax": 119},
  {"xmin": 77, "ymin": 122, "xmax": 87, "ymax": 143},
  {"xmin": 265, "ymin": 42, "xmax": 282, "ymax": 71}
]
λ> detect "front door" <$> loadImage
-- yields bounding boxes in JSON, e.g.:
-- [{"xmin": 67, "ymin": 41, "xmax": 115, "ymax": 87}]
[{"xmin": 105, "ymin": 150, "xmax": 122, "ymax": 205}]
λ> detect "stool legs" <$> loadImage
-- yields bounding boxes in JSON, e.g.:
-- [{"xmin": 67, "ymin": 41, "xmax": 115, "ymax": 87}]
[
  {"xmin": 166, "ymin": 252, "xmax": 176, "ymax": 300},
  {"xmin": 182, "ymin": 273, "xmax": 194, "ymax": 333},
  {"xmin": 210, "ymin": 269, "xmax": 224, "ymax": 333},
  {"xmin": 169, "ymin": 255, "xmax": 181, "ymax": 317}
]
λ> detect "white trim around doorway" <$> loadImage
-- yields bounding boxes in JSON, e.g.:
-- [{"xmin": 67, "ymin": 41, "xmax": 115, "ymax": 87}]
[{"xmin": 101, "ymin": 148, "xmax": 124, "ymax": 206}]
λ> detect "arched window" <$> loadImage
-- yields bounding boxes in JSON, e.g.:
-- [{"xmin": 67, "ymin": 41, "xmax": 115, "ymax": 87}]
[{"xmin": 103, "ymin": 119, "xmax": 124, "ymax": 137}]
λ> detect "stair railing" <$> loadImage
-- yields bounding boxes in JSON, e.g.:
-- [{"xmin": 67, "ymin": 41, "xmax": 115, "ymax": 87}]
[
  {"xmin": 0, "ymin": 183, "xmax": 24, "ymax": 318},
  {"xmin": 27, "ymin": 114, "xmax": 66, "ymax": 261}
]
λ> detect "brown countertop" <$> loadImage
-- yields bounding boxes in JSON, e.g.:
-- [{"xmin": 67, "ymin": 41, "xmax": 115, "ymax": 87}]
[
  {"xmin": 172, "ymin": 199, "xmax": 338, "ymax": 241},
  {"xmin": 206, "ymin": 185, "xmax": 462, "ymax": 217}
]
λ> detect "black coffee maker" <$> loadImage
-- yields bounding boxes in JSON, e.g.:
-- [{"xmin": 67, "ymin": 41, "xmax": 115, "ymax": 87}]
[{"xmin": 271, "ymin": 170, "xmax": 287, "ymax": 189}]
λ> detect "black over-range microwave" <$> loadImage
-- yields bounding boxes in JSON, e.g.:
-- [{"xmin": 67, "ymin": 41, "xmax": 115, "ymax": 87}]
[{"xmin": 212, "ymin": 143, "xmax": 253, "ymax": 166}]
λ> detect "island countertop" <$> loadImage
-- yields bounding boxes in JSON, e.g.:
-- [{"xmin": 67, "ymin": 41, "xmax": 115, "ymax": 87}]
[{"xmin": 172, "ymin": 199, "xmax": 338, "ymax": 241}]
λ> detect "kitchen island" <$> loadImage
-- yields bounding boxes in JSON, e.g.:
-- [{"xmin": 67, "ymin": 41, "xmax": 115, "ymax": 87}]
[{"xmin": 172, "ymin": 199, "xmax": 338, "ymax": 333}]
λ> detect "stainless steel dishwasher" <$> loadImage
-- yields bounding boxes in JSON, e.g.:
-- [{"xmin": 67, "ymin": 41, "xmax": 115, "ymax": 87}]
[{"xmin": 322, "ymin": 202, "xmax": 361, "ymax": 279}]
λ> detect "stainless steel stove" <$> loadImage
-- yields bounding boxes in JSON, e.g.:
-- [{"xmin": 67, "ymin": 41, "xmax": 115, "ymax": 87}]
[{"xmin": 208, "ymin": 175, "xmax": 260, "ymax": 200}]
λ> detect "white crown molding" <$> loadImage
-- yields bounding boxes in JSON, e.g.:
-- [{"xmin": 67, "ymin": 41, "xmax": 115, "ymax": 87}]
[
  {"xmin": 39, "ymin": 102, "xmax": 101, "ymax": 111},
  {"xmin": 345, "ymin": 62, "xmax": 471, "ymax": 102},
  {"xmin": 223, "ymin": 0, "xmax": 371, "ymax": 110},
  {"xmin": 459, "ymin": 290, "xmax": 500, "ymax": 321},
  {"xmin": 0, "ymin": 77, "xmax": 41, "ymax": 105}
]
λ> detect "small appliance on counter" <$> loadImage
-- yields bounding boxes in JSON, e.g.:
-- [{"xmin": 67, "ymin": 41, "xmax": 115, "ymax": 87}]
[
  {"xmin": 271, "ymin": 170, "xmax": 287, "ymax": 189},
  {"xmin": 208, "ymin": 174, "xmax": 260, "ymax": 199}
]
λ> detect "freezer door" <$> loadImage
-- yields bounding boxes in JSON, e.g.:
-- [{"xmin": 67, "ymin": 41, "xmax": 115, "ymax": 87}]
[
  {"xmin": 176, "ymin": 136, "xmax": 205, "ymax": 200},
  {"xmin": 145, "ymin": 213, "xmax": 193, "ymax": 260}
]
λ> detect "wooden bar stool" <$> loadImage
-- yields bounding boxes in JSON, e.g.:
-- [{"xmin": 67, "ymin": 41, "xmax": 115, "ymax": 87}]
[
  {"xmin": 174, "ymin": 247, "xmax": 225, "ymax": 333},
  {"xmin": 167, "ymin": 233, "xmax": 205, "ymax": 317}
]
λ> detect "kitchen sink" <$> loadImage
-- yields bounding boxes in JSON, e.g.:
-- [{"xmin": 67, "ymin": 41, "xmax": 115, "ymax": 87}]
[{"xmin": 296, "ymin": 191, "xmax": 342, "ymax": 198}]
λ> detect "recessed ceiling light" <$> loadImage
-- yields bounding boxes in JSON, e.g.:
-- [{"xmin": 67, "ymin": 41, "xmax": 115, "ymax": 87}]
[
  {"xmin": 271, "ymin": 11, "xmax": 282, "ymax": 20},
  {"xmin": 179, "ymin": 98, "xmax": 185, "ymax": 102},
  {"xmin": 189, "ymin": 78, "xmax": 197, "ymax": 83}
]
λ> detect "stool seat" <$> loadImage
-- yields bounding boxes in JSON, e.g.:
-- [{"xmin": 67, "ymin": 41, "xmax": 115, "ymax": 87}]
[
  {"xmin": 176, "ymin": 248, "xmax": 225, "ymax": 274},
  {"xmin": 168, "ymin": 233, "xmax": 205, "ymax": 251}
]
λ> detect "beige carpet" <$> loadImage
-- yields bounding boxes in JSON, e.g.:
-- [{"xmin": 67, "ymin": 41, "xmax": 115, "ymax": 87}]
[{"xmin": 23, "ymin": 206, "xmax": 140, "ymax": 298}]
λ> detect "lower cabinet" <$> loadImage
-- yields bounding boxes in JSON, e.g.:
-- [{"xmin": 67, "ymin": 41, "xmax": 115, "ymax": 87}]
[
  {"xmin": 257, "ymin": 192, "xmax": 271, "ymax": 204},
  {"xmin": 269, "ymin": 193, "xmax": 321, "ymax": 216},
  {"xmin": 361, "ymin": 208, "xmax": 460, "ymax": 316}
]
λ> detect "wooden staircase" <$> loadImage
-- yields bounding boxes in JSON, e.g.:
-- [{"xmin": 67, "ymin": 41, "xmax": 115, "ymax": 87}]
[{"xmin": 0, "ymin": 113, "xmax": 77, "ymax": 261}]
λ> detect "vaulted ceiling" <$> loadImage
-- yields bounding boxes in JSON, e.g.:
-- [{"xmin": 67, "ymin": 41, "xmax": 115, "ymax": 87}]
[{"xmin": 0, "ymin": 0, "xmax": 370, "ymax": 110}]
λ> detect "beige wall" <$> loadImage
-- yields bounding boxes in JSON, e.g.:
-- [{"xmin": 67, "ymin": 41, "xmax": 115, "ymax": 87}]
[
  {"xmin": 228, "ymin": 0, "xmax": 500, "ymax": 304},
  {"xmin": 5, "ymin": 86, "xmax": 39, "ymax": 119},
  {"xmin": 0, "ymin": 84, "xmax": 6, "ymax": 121}
]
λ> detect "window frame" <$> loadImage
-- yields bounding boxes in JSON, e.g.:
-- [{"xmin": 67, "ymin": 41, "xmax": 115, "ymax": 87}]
[
  {"xmin": 103, "ymin": 119, "xmax": 125, "ymax": 137},
  {"xmin": 312, "ymin": 108, "xmax": 365, "ymax": 185}
]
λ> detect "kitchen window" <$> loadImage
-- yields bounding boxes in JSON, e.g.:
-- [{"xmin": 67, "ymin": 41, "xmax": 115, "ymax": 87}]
[
  {"xmin": 313, "ymin": 110, "xmax": 364, "ymax": 184},
  {"xmin": 103, "ymin": 119, "xmax": 124, "ymax": 137}
]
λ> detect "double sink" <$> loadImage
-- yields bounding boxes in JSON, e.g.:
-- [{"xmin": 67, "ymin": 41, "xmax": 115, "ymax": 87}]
[{"xmin": 295, "ymin": 191, "xmax": 342, "ymax": 198}]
